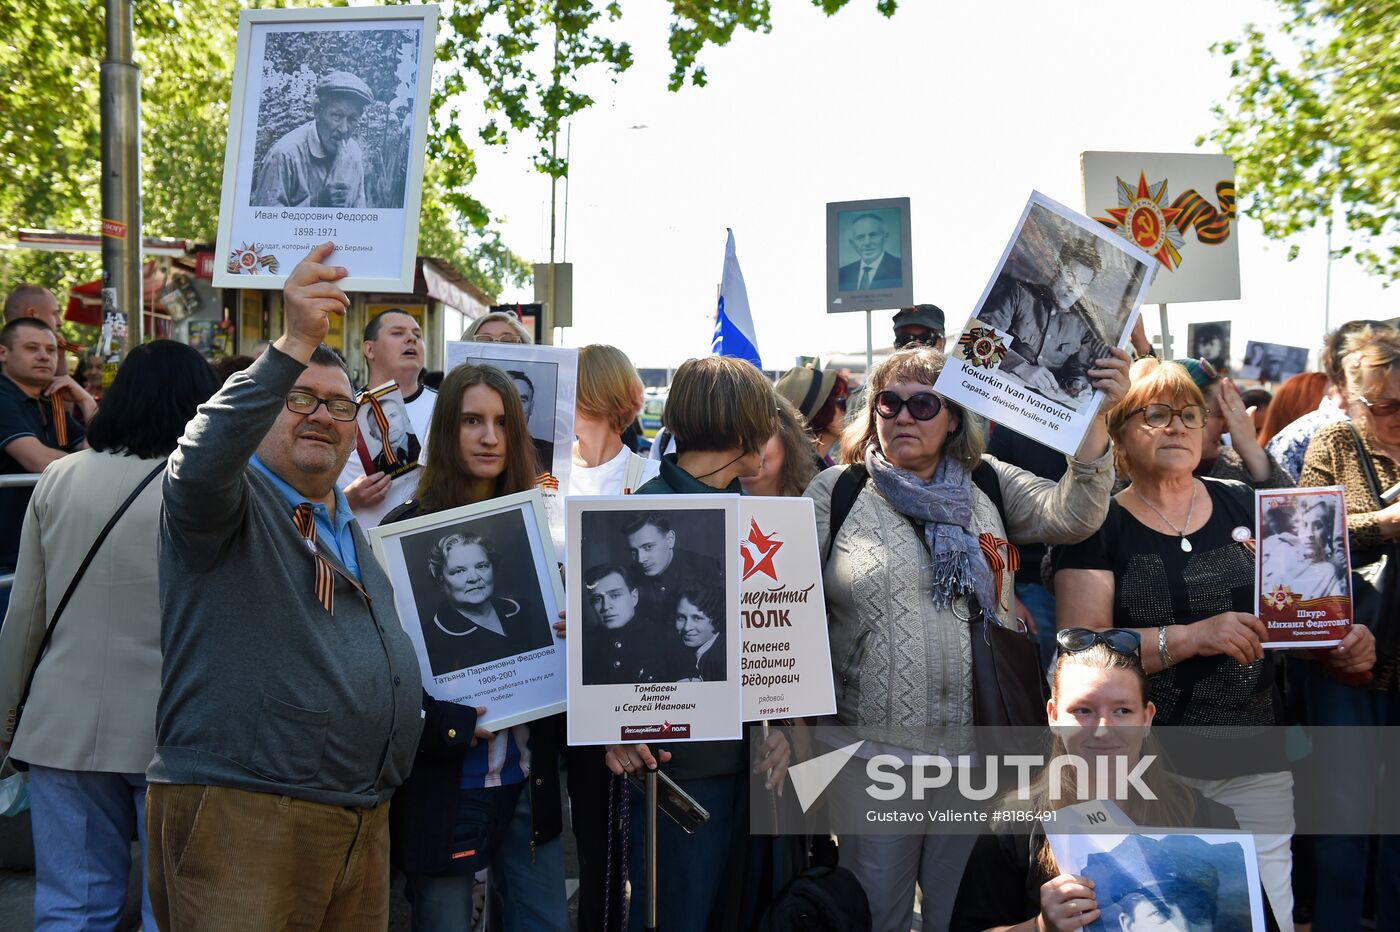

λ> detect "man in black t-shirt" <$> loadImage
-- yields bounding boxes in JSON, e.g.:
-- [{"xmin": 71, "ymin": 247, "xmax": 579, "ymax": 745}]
[{"xmin": 0, "ymin": 318, "xmax": 92, "ymax": 616}]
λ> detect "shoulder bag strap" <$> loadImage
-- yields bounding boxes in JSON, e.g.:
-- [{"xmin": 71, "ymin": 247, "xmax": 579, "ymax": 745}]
[
  {"xmin": 824, "ymin": 464, "xmax": 868, "ymax": 563},
  {"xmin": 13, "ymin": 459, "xmax": 166, "ymax": 725},
  {"xmin": 1344, "ymin": 421, "xmax": 1387, "ymax": 507}
]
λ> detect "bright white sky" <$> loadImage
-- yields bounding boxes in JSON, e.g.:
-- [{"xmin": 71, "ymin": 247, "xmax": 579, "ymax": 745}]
[{"xmin": 468, "ymin": 0, "xmax": 1398, "ymax": 370}]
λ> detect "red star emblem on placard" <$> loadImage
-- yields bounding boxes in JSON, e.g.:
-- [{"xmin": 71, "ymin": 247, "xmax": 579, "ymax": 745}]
[
  {"xmin": 661, "ymin": 721, "xmax": 671, "ymax": 732},
  {"xmin": 741, "ymin": 519, "xmax": 784, "ymax": 582},
  {"xmin": 1095, "ymin": 171, "xmax": 1185, "ymax": 271}
]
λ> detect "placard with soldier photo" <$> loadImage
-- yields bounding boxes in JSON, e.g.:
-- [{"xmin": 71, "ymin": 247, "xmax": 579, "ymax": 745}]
[
  {"xmin": 1047, "ymin": 831, "xmax": 1266, "ymax": 931},
  {"xmin": 566, "ymin": 495, "xmax": 741, "ymax": 746},
  {"xmin": 825, "ymin": 197, "xmax": 915, "ymax": 313},
  {"xmin": 1238, "ymin": 341, "xmax": 1310, "ymax": 384},
  {"xmin": 1257, "ymin": 486, "xmax": 1352, "ymax": 649},
  {"xmin": 213, "ymin": 5, "xmax": 438, "ymax": 292},
  {"xmin": 934, "ymin": 191, "xmax": 1155, "ymax": 456},
  {"xmin": 1186, "ymin": 321, "xmax": 1231, "ymax": 374},
  {"xmin": 369, "ymin": 489, "xmax": 565, "ymax": 732}
]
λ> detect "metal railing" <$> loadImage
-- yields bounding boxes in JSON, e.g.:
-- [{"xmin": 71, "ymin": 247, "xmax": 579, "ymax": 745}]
[{"xmin": 0, "ymin": 474, "xmax": 41, "ymax": 591}]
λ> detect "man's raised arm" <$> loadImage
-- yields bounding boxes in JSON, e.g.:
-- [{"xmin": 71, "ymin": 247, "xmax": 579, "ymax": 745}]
[{"xmin": 162, "ymin": 243, "xmax": 349, "ymax": 565}]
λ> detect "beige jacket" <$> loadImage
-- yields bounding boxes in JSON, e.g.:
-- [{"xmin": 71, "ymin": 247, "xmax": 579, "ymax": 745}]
[
  {"xmin": 0, "ymin": 450, "xmax": 165, "ymax": 773},
  {"xmin": 808, "ymin": 451, "xmax": 1113, "ymax": 744}
]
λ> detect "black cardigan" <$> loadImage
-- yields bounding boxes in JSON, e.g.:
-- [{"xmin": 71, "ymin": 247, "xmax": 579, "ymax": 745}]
[{"xmin": 389, "ymin": 695, "xmax": 565, "ymax": 875}]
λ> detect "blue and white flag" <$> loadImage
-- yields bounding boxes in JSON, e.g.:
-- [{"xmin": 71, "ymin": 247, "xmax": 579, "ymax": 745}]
[{"xmin": 711, "ymin": 229, "xmax": 762, "ymax": 368}]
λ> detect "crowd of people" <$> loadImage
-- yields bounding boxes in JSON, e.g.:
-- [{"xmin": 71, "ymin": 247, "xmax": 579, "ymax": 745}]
[{"xmin": 0, "ymin": 253, "xmax": 1398, "ymax": 932}]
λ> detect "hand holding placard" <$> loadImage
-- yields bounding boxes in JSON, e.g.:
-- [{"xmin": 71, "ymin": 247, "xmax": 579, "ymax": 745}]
[{"xmin": 278, "ymin": 241, "xmax": 349, "ymax": 361}]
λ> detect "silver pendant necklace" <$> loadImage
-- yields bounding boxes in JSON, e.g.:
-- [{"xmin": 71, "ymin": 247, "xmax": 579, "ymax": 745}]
[{"xmin": 1134, "ymin": 483, "xmax": 1197, "ymax": 553}]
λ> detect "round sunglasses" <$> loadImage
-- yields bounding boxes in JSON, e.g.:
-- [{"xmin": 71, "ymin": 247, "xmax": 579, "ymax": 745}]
[
  {"xmin": 874, "ymin": 390, "xmax": 943, "ymax": 421},
  {"xmin": 1056, "ymin": 627, "xmax": 1141, "ymax": 656}
]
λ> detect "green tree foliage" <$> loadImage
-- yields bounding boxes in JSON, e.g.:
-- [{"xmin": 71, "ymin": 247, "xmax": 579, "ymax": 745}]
[
  {"xmin": 1, "ymin": 0, "xmax": 896, "ymax": 304},
  {"xmin": 1206, "ymin": 1, "xmax": 1400, "ymax": 280},
  {"xmin": 426, "ymin": 0, "xmax": 896, "ymax": 226}
]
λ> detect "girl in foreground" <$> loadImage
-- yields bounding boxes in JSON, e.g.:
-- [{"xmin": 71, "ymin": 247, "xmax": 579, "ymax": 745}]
[{"xmin": 949, "ymin": 630, "xmax": 1279, "ymax": 931}]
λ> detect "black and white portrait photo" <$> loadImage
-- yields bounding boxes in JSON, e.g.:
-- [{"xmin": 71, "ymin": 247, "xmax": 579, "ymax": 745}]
[
  {"xmin": 578, "ymin": 509, "xmax": 727, "ymax": 686},
  {"xmin": 356, "ymin": 385, "xmax": 421, "ymax": 481},
  {"xmin": 973, "ymin": 199, "xmax": 1152, "ymax": 412},
  {"xmin": 1080, "ymin": 834, "xmax": 1261, "ymax": 932},
  {"xmin": 1049, "ymin": 831, "xmax": 1266, "ymax": 932},
  {"xmin": 413, "ymin": 527, "xmax": 552, "ymax": 676},
  {"xmin": 1187, "ymin": 321, "xmax": 1232, "ymax": 374},
  {"xmin": 825, "ymin": 197, "xmax": 914, "ymax": 313},
  {"xmin": 504, "ymin": 364, "xmax": 558, "ymax": 476},
  {"xmin": 250, "ymin": 28, "xmax": 423, "ymax": 210},
  {"xmin": 369, "ymin": 490, "xmax": 566, "ymax": 733},
  {"xmin": 214, "ymin": 7, "xmax": 438, "ymax": 292},
  {"xmin": 837, "ymin": 208, "xmax": 904, "ymax": 292},
  {"xmin": 1238, "ymin": 341, "xmax": 1309, "ymax": 384},
  {"xmin": 1259, "ymin": 490, "xmax": 1350, "ymax": 601},
  {"xmin": 565, "ymin": 496, "xmax": 741, "ymax": 745}
]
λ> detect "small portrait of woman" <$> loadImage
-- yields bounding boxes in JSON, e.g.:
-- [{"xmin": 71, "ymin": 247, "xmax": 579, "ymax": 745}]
[
  {"xmin": 420, "ymin": 530, "xmax": 551, "ymax": 676},
  {"xmin": 670, "ymin": 582, "xmax": 726, "ymax": 683}
]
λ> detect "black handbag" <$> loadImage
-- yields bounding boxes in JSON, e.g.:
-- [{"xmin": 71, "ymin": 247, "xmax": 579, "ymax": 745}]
[
  {"xmin": 1344, "ymin": 424, "xmax": 1400, "ymax": 674},
  {"xmin": 967, "ymin": 594, "xmax": 1048, "ymax": 728}
]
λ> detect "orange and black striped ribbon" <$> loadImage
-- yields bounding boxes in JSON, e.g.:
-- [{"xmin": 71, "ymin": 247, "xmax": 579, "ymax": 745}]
[
  {"xmin": 978, "ymin": 533, "xmax": 1021, "ymax": 614},
  {"xmin": 1169, "ymin": 181, "xmax": 1235, "ymax": 244},
  {"xmin": 294, "ymin": 503, "xmax": 336, "ymax": 615},
  {"xmin": 48, "ymin": 394, "xmax": 68, "ymax": 448},
  {"xmin": 362, "ymin": 394, "xmax": 398, "ymax": 467}
]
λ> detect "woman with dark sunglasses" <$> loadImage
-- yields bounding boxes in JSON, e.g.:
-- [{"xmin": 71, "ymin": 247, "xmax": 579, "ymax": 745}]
[
  {"xmin": 1055, "ymin": 357, "xmax": 1375, "ymax": 930},
  {"xmin": 950, "ymin": 634, "xmax": 1280, "ymax": 932},
  {"xmin": 804, "ymin": 343, "xmax": 1129, "ymax": 932}
]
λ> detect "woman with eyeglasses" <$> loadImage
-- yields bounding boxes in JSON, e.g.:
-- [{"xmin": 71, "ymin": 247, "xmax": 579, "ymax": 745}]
[
  {"xmin": 1294, "ymin": 325, "xmax": 1400, "ymax": 929},
  {"xmin": 949, "ymin": 630, "xmax": 1280, "ymax": 932},
  {"xmin": 1054, "ymin": 357, "xmax": 1374, "ymax": 931},
  {"xmin": 382, "ymin": 363, "xmax": 569, "ymax": 932},
  {"xmin": 461, "ymin": 311, "xmax": 533, "ymax": 345},
  {"xmin": 1157, "ymin": 357, "xmax": 1292, "ymax": 492},
  {"xmin": 806, "ymin": 343, "xmax": 1127, "ymax": 932}
]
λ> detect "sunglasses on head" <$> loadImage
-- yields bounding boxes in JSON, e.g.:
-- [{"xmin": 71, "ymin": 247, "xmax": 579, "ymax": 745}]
[
  {"xmin": 874, "ymin": 390, "xmax": 943, "ymax": 421},
  {"xmin": 1057, "ymin": 627, "xmax": 1141, "ymax": 656}
]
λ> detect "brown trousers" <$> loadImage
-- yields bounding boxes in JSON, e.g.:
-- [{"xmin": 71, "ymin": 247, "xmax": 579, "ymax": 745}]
[{"xmin": 146, "ymin": 784, "xmax": 390, "ymax": 932}]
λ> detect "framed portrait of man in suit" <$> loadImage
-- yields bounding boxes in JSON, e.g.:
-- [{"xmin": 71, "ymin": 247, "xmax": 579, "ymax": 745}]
[{"xmin": 825, "ymin": 197, "xmax": 915, "ymax": 313}]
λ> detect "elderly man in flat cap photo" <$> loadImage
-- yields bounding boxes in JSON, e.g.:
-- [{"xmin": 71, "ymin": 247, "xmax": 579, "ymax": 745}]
[{"xmin": 252, "ymin": 70, "xmax": 374, "ymax": 209}]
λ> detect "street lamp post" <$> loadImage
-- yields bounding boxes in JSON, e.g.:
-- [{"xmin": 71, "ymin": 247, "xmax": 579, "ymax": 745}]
[{"xmin": 101, "ymin": 0, "xmax": 143, "ymax": 351}]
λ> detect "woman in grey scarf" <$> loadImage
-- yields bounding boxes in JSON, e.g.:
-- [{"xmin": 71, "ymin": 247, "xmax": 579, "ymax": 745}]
[{"xmin": 805, "ymin": 343, "xmax": 1128, "ymax": 932}]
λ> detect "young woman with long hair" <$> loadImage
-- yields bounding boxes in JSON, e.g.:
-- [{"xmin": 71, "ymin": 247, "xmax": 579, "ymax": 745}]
[
  {"xmin": 385, "ymin": 362, "xmax": 568, "ymax": 932},
  {"xmin": 949, "ymin": 635, "xmax": 1271, "ymax": 932}
]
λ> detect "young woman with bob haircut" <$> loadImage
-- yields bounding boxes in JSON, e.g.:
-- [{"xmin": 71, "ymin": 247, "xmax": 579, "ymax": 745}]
[
  {"xmin": 603, "ymin": 355, "xmax": 793, "ymax": 932},
  {"xmin": 811, "ymin": 343, "xmax": 1127, "ymax": 932},
  {"xmin": 571, "ymin": 343, "xmax": 658, "ymax": 496},
  {"xmin": 384, "ymin": 362, "xmax": 568, "ymax": 932}
]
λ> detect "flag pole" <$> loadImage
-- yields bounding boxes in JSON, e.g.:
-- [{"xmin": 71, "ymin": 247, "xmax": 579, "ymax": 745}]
[
  {"xmin": 645, "ymin": 770, "xmax": 659, "ymax": 931},
  {"xmin": 1157, "ymin": 303, "xmax": 1172, "ymax": 358},
  {"xmin": 865, "ymin": 310, "xmax": 873, "ymax": 380}
]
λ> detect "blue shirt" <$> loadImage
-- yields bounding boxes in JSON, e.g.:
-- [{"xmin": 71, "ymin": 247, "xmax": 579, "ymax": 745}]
[{"xmin": 249, "ymin": 454, "xmax": 361, "ymax": 581}]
